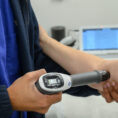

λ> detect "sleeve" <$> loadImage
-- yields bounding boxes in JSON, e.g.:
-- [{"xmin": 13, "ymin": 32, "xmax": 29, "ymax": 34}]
[
  {"xmin": 30, "ymin": 4, "xmax": 100, "ymax": 97},
  {"xmin": 0, "ymin": 85, "xmax": 13, "ymax": 118}
]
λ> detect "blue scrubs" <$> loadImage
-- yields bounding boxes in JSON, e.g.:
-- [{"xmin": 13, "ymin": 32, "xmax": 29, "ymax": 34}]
[{"xmin": 0, "ymin": 0, "xmax": 27, "ymax": 118}]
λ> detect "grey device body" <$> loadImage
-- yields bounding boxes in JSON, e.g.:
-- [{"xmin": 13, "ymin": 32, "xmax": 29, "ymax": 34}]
[{"xmin": 35, "ymin": 70, "xmax": 110, "ymax": 94}]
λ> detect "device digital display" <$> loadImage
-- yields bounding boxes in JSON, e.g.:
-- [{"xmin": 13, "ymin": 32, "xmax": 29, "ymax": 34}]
[
  {"xmin": 48, "ymin": 79, "xmax": 57, "ymax": 85},
  {"xmin": 82, "ymin": 28, "xmax": 118, "ymax": 50}
]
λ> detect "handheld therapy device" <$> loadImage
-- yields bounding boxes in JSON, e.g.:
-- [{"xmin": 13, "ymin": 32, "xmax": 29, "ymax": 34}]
[{"xmin": 35, "ymin": 70, "xmax": 110, "ymax": 94}]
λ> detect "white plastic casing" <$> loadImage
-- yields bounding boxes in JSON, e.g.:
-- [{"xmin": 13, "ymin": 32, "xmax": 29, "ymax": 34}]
[{"xmin": 38, "ymin": 73, "xmax": 72, "ymax": 93}]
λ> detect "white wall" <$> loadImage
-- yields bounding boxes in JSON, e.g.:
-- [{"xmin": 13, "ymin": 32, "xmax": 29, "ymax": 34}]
[{"xmin": 31, "ymin": 0, "xmax": 118, "ymax": 34}]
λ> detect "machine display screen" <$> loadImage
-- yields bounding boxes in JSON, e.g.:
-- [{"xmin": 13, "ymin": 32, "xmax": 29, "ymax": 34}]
[
  {"xmin": 82, "ymin": 28, "xmax": 118, "ymax": 50},
  {"xmin": 43, "ymin": 74, "xmax": 64, "ymax": 88},
  {"xmin": 48, "ymin": 79, "xmax": 57, "ymax": 85}
]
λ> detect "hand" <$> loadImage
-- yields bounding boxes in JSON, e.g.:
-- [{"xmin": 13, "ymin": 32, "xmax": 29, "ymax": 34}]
[
  {"xmin": 100, "ymin": 80, "xmax": 118, "ymax": 103},
  {"xmin": 7, "ymin": 69, "xmax": 62, "ymax": 114},
  {"xmin": 89, "ymin": 60, "xmax": 118, "ymax": 91},
  {"xmin": 91, "ymin": 59, "xmax": 118, "ymax": 103}
]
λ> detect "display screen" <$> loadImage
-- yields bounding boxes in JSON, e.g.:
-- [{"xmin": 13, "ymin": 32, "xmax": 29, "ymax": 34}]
[
  {"xmin": 82, "ymin": 28, "xmax": 118, "ymax": 50},
  {"xmin": 48, "ymin": 79, "xmax": 57, "ymax": 85}
]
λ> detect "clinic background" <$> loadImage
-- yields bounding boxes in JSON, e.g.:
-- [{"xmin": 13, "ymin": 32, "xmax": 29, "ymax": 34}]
[
  {"xmin": 31, "ymin": 0, "xmax": 118, "ymax": 34},
  {"xmin": 31, "ymin": 0, "xmax": 118, "ymax": 118}
]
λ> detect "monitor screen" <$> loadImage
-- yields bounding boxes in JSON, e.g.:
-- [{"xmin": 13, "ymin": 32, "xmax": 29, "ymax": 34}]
[{"xmin": 82, "ymin": 28, "xmax": 118, "ymax": 51}]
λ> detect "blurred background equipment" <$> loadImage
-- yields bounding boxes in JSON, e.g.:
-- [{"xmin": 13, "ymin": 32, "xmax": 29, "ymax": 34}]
[
  {"xmin": 51, "ymin": 26, "xmax": 66, "ymax": 41},
  {"xmin": 60, "ymin": 29, "xmax": 80, "ymax": 49},
  {"xmin": 79, "ymin": 26, "xmax": 118, "ymax": 59}
]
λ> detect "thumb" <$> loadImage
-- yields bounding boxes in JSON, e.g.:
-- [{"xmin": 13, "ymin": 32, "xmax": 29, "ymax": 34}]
[{"xmin": 29, "ymin": 69, "xmax": 47, "ymax": 82}]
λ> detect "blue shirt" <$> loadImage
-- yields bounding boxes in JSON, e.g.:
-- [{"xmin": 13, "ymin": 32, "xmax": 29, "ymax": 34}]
[{"xmin": 0, "ymin": 0, "xmax": 26, "ymax": 118}]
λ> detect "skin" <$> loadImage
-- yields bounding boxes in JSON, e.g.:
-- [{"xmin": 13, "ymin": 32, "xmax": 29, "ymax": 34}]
[
  {"xmin": 39, "ymin": 25, "xmax": 118, "ymax": 103},
  {"xmin": 100, "ymin": 60, "xmax": 118, "ymax": 103},
  {"xmin": 101, "ymin": 80, "xmax": 118, "ymax": 103},
  {"xmin": 7, "ymin": 69, "xmax": 62, "ymax": 114}
]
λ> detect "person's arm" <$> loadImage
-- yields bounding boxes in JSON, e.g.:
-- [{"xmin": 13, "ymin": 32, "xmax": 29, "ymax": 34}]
[
  {"xmin": 39, "ymin": 26, "xmax": 118, "ymax": 102},
  {"xmin": 39, "ymin": 26, "xmax": 118, "ymax": 90},
  {"xmin": 40, "ymin": 37, "xmax": 104, "ymax": 74},
  {"xmin": 30, "ymin": 6, "xmax": 99, "ymax": 97},
  {"xmin": 39, "ymin": 26, "xmax": 105, "ymax": 75},
  {"xmin": 39, "ymin": 26, "xmax": 106, "ymax": 91},
  {"xmin": 99, "ymin": 61, "xmax": 118, "ymax": 103}
]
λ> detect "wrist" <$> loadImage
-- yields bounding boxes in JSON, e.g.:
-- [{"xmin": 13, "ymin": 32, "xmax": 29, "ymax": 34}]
[
  {"xmin": 97, "ymin": 59, "xmax": 110, "ymax": 71},
  {"xmin": 88, "ymin": 59, "xmax": 109, "ymax": 91},
  {"xmin": 92, "ymin": 57, "xmax": 107, "ymax": 71}
]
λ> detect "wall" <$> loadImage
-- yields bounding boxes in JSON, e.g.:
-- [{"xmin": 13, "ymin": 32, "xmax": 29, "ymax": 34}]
[{"xmin": 31, "ymin": 0, "xmax": 118, "ymax": 34}]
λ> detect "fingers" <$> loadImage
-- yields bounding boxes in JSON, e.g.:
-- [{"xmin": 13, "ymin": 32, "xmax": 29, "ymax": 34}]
[
  {"xmin": 36, "ymin": 93, "xmax": 62, "ymax": 114},
  {"xmin": 33, "ymin": 69, "xmax": 47, "ymax": 79},
  {"xmin": 106, "ymin": 81, "xmax": 118, "ymax": 103},
  {"xmin": 102, "ymin": 85, "xmax": 113, "ymax": 103},
  {"xmin": 102, "ymin": 80, "xmax": 118, "ymax": 103},
  {"xmin": 47, "ymin": 92, "xmax": 62, "ymax": 105},
  {"xmin": 37, "ymin": 105, "xmax": 51, "ymax": 114},
  {"xmin": 111, "ymin": 81, "xmax": 118, "ymax": 92},
  {"xmin": 26, "ymin": 69, "xmax": 46, "ymax": 82}
]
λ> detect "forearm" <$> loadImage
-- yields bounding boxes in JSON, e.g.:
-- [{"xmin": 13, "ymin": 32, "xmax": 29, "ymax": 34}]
[{"xmin": 40, "ymin": 37, "xmax": 105, "ymax": 74}]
